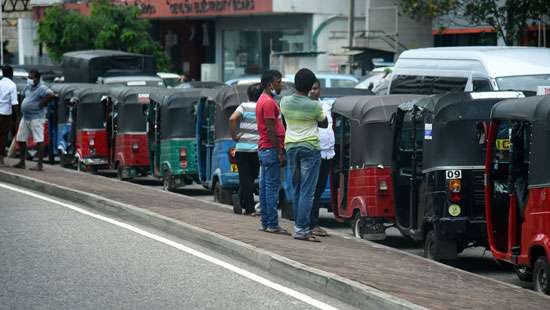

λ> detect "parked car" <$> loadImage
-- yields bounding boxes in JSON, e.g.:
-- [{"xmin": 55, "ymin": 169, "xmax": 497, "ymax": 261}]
[
  {"xmin": 157, "ymin": 72, "xmax": 182, "ymax": 88},
  {"xmin": 388, "ymin": 47, "xmax": 550, "ymax": 95},
  {"xmin": 285, "ymin": 73, "xmax": 359, "ymax": 88},
  {"xmin": 355, "ymin": 67, "xmax": 393, "ymax": 90}
]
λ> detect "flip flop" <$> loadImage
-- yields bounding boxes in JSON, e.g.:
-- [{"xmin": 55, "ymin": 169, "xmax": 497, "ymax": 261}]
[
  {"xmin": 12, "ymin": 162, "xmax": 25, "ymax": 169},
  {"xmin": 294, "ymin": 235, "xmax": 321, "ymax": 242},
  {"xmin": 265, "ymin": 227, "xmax": 290, "ymax": 235}
]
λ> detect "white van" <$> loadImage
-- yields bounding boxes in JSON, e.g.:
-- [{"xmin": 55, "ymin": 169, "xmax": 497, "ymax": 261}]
[{"xmin": 388, "ymin": 47, "xmax": 550, "ymax": 95}]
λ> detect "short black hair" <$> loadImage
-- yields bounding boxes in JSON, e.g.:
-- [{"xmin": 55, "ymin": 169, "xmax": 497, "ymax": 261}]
[
  {"xmin": 2, "ymin": 65, "xmax": 13, "ymax": 79},
  {"xmin": 260, "ymin": 70, "xmax": 282, "ymax": 89},
  {"xmin": 247, "ymin": 83, "xmax": 262, "ymax": 102},
  {"xmin": 294, "ymin": 68, "xmax": 317, "ymax": 93},
  {"xmin": 29, "ymin": 68, "xmax": 41, "ymax": 80}
]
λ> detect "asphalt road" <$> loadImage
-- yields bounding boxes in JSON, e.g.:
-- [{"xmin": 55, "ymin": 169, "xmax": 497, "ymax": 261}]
[
  {"xmin": 122, "ymin": 173, "xmax": 534, "ymax": 291},
  {"xmin": 0, "ymin": 184, "xmax": 354, "ymax": 310}
]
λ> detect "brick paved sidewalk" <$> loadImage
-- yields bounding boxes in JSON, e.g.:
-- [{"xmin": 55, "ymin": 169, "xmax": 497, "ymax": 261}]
[{"xmin": 1, "ymin": 162, "xmax": 549, "ymax": 309}]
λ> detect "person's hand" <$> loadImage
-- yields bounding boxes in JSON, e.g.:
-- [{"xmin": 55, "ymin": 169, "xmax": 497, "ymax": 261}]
[
  {"xmin": 278, "ymin": 151, "xmax": 286, "ymax": 167},
  {"xmin": 231, "ymin": 132, "xmax": 243, "ymax": 142}
]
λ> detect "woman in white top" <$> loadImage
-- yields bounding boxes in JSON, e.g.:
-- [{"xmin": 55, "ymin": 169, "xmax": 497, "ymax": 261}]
[{"xmin": 310, "ymin": 80, "xmax": 334, "ymax": 237}]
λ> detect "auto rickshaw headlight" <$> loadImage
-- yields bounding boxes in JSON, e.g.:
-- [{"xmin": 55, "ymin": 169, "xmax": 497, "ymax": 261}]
[
  {"xmin": 132, "ymin": 143, "xmax": 139, "ymax": 151},
  {"xmin": 448, "ymin": 179, "xmax": 461, "ymax": 193},
  {"xmin": 89, "ymin": 138, "xmax": 95, "ymax": 147},
  {"xmin": 378, "ymin": 180, "xmax": 388, "ymax": 192}
]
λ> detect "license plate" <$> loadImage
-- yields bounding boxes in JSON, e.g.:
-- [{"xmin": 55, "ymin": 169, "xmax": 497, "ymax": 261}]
[
  {"xmin": 446, "ymin": 170, "xmax": 462, "ymax": 179},
  {"xmin": 230, "ymin": 164, "xmax": 239, "ymax": 172}
]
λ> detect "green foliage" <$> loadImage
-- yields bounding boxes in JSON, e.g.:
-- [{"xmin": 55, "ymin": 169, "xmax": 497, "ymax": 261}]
[
  {"xmin": 398, "ymin": 0, "xmax": 550, "ymax": 45},
  {"xmin": 37, "ymin": 0, "xmax": 170, "ymax": 71}
]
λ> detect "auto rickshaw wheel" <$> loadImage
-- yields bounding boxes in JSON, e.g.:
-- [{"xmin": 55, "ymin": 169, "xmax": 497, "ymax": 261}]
[
  {"xmin": 162, "ymin": 171, "xmax": 174, "ymax": 192},
  {"xmin": 424, "ymin": 230, "xmax": 457, "ymax": 261},
  {"xmin": 515, "ymin": 265, "xmax": 533, "ymax": 282},
  {"xmin": 534, "ymin": 256, "xmax": 550, "ymax": 294},
  {"xmin": 351, "ymin": 212, "xmax": 364, "ymax": 239},
  {"xmin": 213, "ymin": 182, "xmax": 233, "ymax": 205}
]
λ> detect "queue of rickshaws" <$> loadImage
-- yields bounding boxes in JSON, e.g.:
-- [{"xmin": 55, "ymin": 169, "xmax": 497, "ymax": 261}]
[
  {"xmin": 484, "ymin": 95, "xmax": 550, "ymax": 293},
  {"xmin": 147, "ymin": 88, "xmax": 205, "ymax": 191},
  {"xmin": 331, "ymin": 95, "xmax": 425, "ymax": 239}
]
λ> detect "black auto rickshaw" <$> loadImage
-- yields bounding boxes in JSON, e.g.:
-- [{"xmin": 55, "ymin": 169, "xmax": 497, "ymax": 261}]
[
  {"xmin": 148, "ymin": 88, "xmax": 205, "ymax": 190},
  {"xmin": 108, "ymin": 87, "xmax": 159, "ymax": 180},
  {"xmin": 392, "ymin": 91, "xmax": 524, "ymax": 260}
]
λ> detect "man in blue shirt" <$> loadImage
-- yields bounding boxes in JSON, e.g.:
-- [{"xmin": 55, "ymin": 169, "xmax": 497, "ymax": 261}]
[{"xmin": 13, "ymin": 69, "xmax": 55, "ymax": 171}]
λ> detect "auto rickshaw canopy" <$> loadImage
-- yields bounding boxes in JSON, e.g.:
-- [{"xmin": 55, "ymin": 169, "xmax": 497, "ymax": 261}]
[
  {"xmin": 333, "ymin": 95, "xmax": 423, "ymax": 167},
  {"xmin": 50, "ymin": 83, "xmax": 94, "ymax": 123},
  {"xmin": 491, "ymin": 95, "xmax": 550, "ymax": 187},
  {"xmin": 397, "ymin": 91, "xmax": 524, "ymax": 172},
  {"xmin": 150, "ymin": 88, "xmax": 207, "ymax": 139},
  {"xmin": 109, "ymin": 86, "xmax": 161, "ymax": 133},
  {"xmin": 72, "ymin": 85, "xmax": 112, "ymax": 130}
]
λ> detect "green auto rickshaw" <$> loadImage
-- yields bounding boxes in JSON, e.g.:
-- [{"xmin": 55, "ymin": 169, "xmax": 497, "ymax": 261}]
[{"xmin": 148, "ymin": 88, "xmax": 205, "ymax": 191}]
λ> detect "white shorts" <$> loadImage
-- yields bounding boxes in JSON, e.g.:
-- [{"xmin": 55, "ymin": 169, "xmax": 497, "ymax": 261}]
[{"xmin": 16, "ymin": 118, "xmax": 45, "ymax": 143}]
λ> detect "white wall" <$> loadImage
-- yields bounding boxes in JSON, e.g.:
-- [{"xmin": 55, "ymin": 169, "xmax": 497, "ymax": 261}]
[
  {"xmin": 18, "ymin": 17, "xmax": 39, "ymax": 65},
  {"xmin": 273, "ymin": 0, "xmax": 366, "ymax": 15}
]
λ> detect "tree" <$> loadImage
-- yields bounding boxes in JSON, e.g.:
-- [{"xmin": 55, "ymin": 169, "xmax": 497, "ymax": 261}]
[
  {"xmin": 398, "ymin": 0, "xmax": 550, "ymax": 45},
  {"xmin": 38, "ymin": 0, "xmax": 170, "ymax": 70}
]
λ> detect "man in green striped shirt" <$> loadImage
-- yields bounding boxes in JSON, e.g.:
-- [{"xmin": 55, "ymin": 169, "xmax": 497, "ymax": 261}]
[{"xmin": 281, "ymin": 68, "xmax": 328, "ymax": 242}]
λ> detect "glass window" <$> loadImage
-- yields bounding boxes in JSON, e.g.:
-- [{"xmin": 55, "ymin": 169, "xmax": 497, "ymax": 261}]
[
  {"xmin": 496, "ymin": 74, "xmax": 550, "ymax": 92},
  {"xmin": 390, "ymin": 75, "xmax": 426, "ymax": 94},
  {"xmin": 331, "ymin": 79, "xmax": 358, "ymax": 88},
  {"xmin": 473, "ymin": 79, "xmax": 493, "ymax": 92},
  {"xmin": 223, "ymin": 28, "xmax": 305, "ymax": 82},
  {"xmin": 431, "ymin": 76, "xmax": 468, "ymax": 93}
]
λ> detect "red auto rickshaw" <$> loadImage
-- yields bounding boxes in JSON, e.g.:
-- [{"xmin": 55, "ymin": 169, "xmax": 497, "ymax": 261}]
[
  {"xmin": 485, "ymin": 95, "xmax": 550, "ymax": 294},
  {"xmin": 71, "ymin": 85, "xmax": 111, "ymax": 172},
  {"xmin": 108, "ymin": 87, "xmax": 158, "ymax": 180},
  {"xmin": 331, "ymin": 95, "xmax": 424, "ymax": 240}
]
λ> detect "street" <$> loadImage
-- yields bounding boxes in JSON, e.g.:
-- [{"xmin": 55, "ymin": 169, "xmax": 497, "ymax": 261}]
[
  {"xmin": 0, "ymin": 184, "xmax": 353, "ymax": 310},
  {"xmin": 123, "ymin": 173, "xmax": 532, "ymax": 291}
]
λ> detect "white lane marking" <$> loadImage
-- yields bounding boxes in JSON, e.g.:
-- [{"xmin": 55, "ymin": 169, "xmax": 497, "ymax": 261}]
[{"xmin": 0, "ymin": 183, "xmax": 338, "ymax": 310}]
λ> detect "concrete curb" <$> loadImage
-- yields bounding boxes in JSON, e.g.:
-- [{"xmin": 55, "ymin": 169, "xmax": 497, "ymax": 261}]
[{"xmin": 0, "ymin": 169, "xmax": 425, "ymax": 310}]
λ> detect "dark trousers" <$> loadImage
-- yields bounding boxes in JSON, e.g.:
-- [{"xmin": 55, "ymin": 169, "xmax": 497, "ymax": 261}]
[
  {"xmin": 312, "ymin": 158, "xmax": 332, "ymax": 228},
  {"xmin": 0, "ymin": 115, "xmax": 12, "ymax": 157},
  {"xmin": 236, "ymin": 151, "xmax": 260, "ymax": 214}
]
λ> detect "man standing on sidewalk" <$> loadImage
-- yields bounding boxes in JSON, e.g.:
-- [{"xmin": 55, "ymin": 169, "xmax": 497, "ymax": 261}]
[
  {"xmin": 281, "ymin": 69, "xmax": 327, "ymax": 242},
  {"xmin": 13, "ymin": 69, "xmax": 55, "ymax": 171},
  {"xmin": 310, "ymin": 80, "xmax": 332, "ymax": 237},
  {"xmin": 0, "ymin": 65, "xmax": 18, "ymax": 166},
  {"xmin": 229, "ymin": 83, "xmax": 262, "ymax": 216},
  {"xmin": 256, "ymin": 70, "xmax": 288, "ymax": 234}
]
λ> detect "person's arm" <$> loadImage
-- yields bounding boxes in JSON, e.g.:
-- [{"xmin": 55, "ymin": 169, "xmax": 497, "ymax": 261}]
[
  {"xmin": 265, "ymin": 118, "xmax": 285, "ymax": 167},
  {"xmin": 316, "ymin": 101, "xmax": 328, "ymax": 128},
  {"xmin": 229, "ymin": 109, "xmax": 243, "ymax": 141},
  {"xmin": 39, "ymin": 89, "xmax": 56, "ymax": 108}
]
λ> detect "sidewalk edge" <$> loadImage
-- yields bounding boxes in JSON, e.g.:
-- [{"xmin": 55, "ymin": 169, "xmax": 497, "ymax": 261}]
[{"xmin": 0, "ymin": 169, "xmax": 425, "ymax": 310}]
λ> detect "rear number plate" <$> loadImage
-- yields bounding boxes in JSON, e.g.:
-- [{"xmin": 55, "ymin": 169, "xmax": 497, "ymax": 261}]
[
  {"xmin": 446, "ymin": 170, "xmax": 462, "ymax": 179},
  {"xmin": 230, "ymin": 164, "xmax": 239, "ymax": 172}
]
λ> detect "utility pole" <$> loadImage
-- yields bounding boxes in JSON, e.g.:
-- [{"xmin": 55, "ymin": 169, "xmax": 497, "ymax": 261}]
[{"xmin": 348, "ymin": 0, "xmax": 355, "ymax": 74}]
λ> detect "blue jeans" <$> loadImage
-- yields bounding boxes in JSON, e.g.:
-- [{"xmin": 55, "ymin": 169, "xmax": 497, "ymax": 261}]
[
  {"xmin": 287, "ymin": 147, "xmax": 321, "ymax": 238},
  {"xmin": 258, "ymin": 148, "xmax": 281, "ymax": 229}
]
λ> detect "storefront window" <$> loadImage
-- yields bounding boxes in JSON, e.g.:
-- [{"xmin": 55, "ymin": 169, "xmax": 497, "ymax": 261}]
[{"xmin": 223, "ymin": 29, "xmax": 305, "ymax": 81}]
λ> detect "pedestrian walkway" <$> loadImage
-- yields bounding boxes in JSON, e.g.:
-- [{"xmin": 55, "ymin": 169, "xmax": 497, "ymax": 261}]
[{"xmin": 1, "ymin": 162, "xmax": 549, "ymax": 309}]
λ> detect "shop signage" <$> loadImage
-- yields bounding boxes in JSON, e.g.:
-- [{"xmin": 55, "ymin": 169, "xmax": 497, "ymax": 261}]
[{"xmin": 120, "ymin": 0, "xmax": 272, "ymax": 18}]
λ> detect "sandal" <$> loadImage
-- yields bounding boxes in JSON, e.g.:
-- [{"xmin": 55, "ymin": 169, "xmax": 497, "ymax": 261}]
[
  {"xmin": 311, "ymin": 227, "xmax": 329, "ymax": 237},
  {"xmin": 294, "ymin": 235, "xmax": 321, "ymax": 242},
  {"xmin": 265, "ymin": 227, "xmax": 290, "ymax": 235},
  {"xmin": 12, "ymin": 162, "xmax": 25, "ymax": 169}
]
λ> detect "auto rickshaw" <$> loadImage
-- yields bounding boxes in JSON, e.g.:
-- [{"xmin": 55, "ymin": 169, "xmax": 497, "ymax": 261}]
[
  {"xmin": 485, "ymin": 95, "xmax": 550, "ymax": 294},
  {"xmin": 278, "ymin": 87, "xmax": 373, "ymax": 220},
  {"xmin": 148, "ymin": 88, "xmax": 205, "ymax": 191},
  {"xmin": 392, "ymin": 91, "xmax": 524, "ymax": 260},
  {"xmin": 196, "ymin": 85, "xmax": 249, "ymax": 204},
  {"xmin": 70, "ymin": 85, "xmax": 111, "ymax": 172},
  {"xmin": 331, "ymin": 95, "xmax": 424, "ymax": 239},
  {"xmin": 48, "ymin": 83, "xmax": 93, "ymax": 166},
  {"xmin": 108, "ymin": 87, "xmax": 158, "ymax": 180}
]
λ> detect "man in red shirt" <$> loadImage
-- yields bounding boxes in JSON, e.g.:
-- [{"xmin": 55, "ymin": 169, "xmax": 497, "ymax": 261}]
[{"xmin": 256, "ymin": 70, "xmax": 288, "ymax": 234}]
